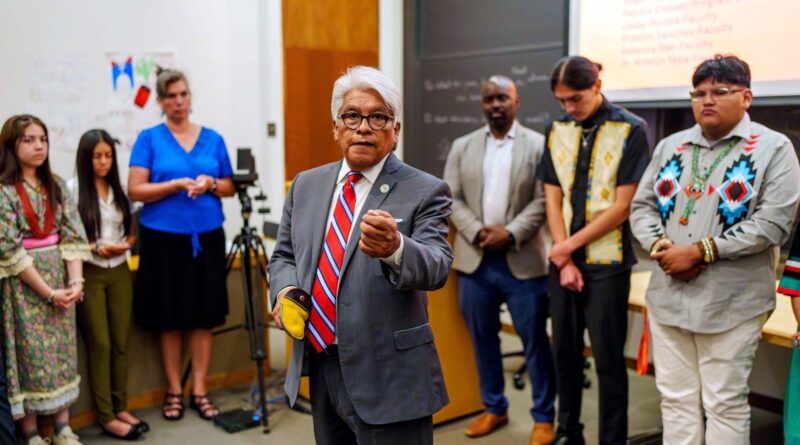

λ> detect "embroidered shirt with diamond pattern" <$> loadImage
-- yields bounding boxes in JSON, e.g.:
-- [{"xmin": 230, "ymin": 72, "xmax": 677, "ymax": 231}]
[{"xmin": 631, "ymin": 113, "xmax": 800, "ymax": 333}]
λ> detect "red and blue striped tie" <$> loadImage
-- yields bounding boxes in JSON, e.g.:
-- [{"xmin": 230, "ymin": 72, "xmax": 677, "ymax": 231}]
[{"xmin": 307, "ymin": 171, "xmax": 363, "ymax": 352}]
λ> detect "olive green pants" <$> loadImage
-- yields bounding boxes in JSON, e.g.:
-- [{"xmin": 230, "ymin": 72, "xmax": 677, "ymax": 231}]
[{"xmin": 77, "ymin": 262, "xmax": 133, "ymax": 424}]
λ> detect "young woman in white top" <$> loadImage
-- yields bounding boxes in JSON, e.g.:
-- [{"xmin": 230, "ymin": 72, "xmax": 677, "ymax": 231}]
[{"xmin": 71, "ymin": 129, "xmax": 147, "ymax": 441}]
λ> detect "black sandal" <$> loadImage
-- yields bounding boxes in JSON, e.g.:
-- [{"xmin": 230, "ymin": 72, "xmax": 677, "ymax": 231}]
[
  {"xmin": 190, "ymin": 393, "xmax": 220, "ymax": 420},
  {"xmin": 162, "ymin": 392, "xmax": 184, "ymax": 421}
]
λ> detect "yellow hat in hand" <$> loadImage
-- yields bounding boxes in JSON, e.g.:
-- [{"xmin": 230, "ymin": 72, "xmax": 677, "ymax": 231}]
[{"xmin": 280, "ymin": 288, "xmax": 312, "ymax": 340}]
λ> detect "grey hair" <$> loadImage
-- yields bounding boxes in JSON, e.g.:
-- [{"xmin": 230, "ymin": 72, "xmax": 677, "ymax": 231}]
[
  {"xmin": 156, "ymin": 68, "xmax": 189, "ymax": 99},
  {"xmin": 330, "ymin": 66, "xmax": 402, "ymax": 126}
]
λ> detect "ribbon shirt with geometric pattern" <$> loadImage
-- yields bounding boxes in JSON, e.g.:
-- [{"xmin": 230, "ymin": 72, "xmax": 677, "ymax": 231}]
[{"xmin": 630, "ymin": 113, "xmax": 800, "ymax": 334}]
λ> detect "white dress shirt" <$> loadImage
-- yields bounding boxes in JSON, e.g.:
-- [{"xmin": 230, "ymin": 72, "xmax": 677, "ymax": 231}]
[
  {"xmin": 327, "ymin": 153, "xmax": 404, "ymax": 271},
  {"xmin": 482, "ymin": 121, "xmax": 517, "ymax": 226}
]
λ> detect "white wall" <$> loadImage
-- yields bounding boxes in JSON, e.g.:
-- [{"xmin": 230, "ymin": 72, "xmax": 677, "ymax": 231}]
[
  {"xmin": 258, "ymin": 0, "xmax": 286, "ymax": 229},
  {"xmin": 379, "ymin": 0, "xmax": 404, "ymax": 159},
  {"xmin": 0, "ymin": 0, "xmax": 285, "ymax": 236}
]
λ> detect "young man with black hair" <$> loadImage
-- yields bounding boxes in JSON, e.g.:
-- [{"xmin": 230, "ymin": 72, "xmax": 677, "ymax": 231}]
[{"xmin": 631, "ymin": 54, "xmax": 800, "ymax": 444}]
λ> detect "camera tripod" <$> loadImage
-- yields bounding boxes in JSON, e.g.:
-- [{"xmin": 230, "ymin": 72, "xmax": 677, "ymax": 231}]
[
  {"xmin": 222, "ymin": 185, "xmax": 271, "ymax": 432},
  {"xmin": 224, "ymin": 213, "xmax": 271, "ymax": 432}
]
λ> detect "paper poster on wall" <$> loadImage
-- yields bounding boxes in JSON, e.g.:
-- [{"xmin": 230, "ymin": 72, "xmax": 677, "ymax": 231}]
[
  {"xmin": 25, "ymin": 55, "xmax": 90, "ymax": 153},
  {"xmin": 103, "ymin": 51, "xmax": 175, "ymax": 150}
]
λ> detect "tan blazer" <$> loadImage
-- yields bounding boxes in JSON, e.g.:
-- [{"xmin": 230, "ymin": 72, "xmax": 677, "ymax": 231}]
[{"xmin": 443, "ymin": 123, "xmax": 548, "ymax": 280}]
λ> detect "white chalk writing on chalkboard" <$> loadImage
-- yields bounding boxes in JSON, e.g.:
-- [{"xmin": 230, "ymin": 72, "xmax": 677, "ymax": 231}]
[
  {"xmin": 423, "ymin": 113, "xmax": 483, "ymax": 125},
  {"xmin": 528, "ymin": 73, "xmax": 549, "ymax": 83},
  {"xmin": 419, "ymin": 64, "xmax": 552, "ymax": 132},
  {"xmin": 523, "ymin": 113, "xmax": 552, "ymax": 125}
]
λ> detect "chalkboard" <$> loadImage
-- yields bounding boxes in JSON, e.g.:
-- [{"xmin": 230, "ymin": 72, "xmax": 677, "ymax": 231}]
[
  {"xmin": 419, "ymin": 0, "xmax": 564, "ymax": 57},
  {"xmin": 414, "ymin": 49, "xmax": 564, "ymax": 171},
  {"xmin": 404, "ymin": 0, "xmax": 568, "ymax": 178}
]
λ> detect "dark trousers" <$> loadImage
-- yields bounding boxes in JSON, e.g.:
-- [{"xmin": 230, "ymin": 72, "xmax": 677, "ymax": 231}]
[
  {"xmin": 458, "ymin": 251, "xmax": 556, "ymax": 422},
  {"xmin": 308, "ymin": 347, "xmax": 433, "ymax": 445},
  {"xmin": 549, "ymin": 267, "xmax": 630, "ymax": 445},
  {"xmin": 0, "ymin": 307, "xmax": 16, "ymax": 444}
]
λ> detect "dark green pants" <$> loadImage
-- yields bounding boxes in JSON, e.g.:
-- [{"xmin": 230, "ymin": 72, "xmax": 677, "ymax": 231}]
[{"xmin": 77, "ymin": 262, "xmax": 133, "ymax": 424}]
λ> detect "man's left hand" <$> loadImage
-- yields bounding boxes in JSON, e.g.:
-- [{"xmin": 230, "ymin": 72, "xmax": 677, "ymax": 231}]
[
  {"xmin": 359, "ymin": 209, "xmax": 401, "ymax": 258},
  {"xmin": 478, "ymin": 225, "xmax": 509, "ymax": 250},
  {"xmin": 651, "ymin": 243, "xmax": 703, "ymax": 275},
  {"xmin": 671, "ymin": 264, "xmax": 707, "ymax": 282}
]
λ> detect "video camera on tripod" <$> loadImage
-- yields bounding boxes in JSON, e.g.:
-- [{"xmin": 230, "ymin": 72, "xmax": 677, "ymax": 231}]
[{"xmin": 232, "ymin": 148, "xmax": 269, "ymax": 218}]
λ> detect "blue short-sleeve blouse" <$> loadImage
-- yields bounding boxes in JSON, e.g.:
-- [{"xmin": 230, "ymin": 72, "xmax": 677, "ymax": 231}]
[{"xmin": 130, "ymin": 123, "xmax": 233, "ymax": 236}]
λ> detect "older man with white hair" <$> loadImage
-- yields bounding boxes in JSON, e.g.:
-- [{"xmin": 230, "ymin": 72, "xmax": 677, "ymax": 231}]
[{"xmin": 270, "ymin": 66, "xmax": 453, "ymax": 445}]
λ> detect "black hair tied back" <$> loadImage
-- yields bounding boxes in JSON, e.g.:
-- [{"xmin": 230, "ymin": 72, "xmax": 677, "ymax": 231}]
[{"xmin": 550, "ymin": 56, "xmax": 602, "ymax": 91}]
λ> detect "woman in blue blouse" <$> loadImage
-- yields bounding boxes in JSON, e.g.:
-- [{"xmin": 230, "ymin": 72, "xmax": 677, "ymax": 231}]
[{"xmin": 128, "ymin": 68, "xmax": 235, "ymax": 421}]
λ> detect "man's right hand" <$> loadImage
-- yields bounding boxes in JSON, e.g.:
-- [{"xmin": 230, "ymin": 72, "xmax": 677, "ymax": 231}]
[
  {"xmin": 652, "ymin": 243, "xmax": 703, "ymax": 276},
  {"xmin": 560, "ymin": 260, "xmax": 584, "ymax": 292},
  {"xmin": 474, "ymin": 228, "xmax": 487, "ymax": 245},
  {"xmin": 478, "ymin": 225, "xmax": 510, "ymax": 250}
]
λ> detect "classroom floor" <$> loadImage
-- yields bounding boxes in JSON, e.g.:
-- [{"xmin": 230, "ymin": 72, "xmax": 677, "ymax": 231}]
[{"xmin": 76, "ymin": 335, "xmax": 783, "ymax": 445}]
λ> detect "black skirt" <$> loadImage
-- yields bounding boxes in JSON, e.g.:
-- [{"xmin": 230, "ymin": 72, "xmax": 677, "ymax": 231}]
[{"xmin": 134, "ymin": 226, "xmax": 229, "ymax": 331}]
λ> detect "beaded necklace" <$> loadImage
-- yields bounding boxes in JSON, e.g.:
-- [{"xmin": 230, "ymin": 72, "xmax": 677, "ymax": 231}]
[{"xmin": 678, "ymin": 137, "xmax": 739, "ymax": 225}]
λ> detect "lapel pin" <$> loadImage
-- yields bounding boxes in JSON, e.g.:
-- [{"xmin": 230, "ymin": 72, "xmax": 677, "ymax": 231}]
[{"xmin": 380, "ymin": 184, "xmax": 390, "ymax": 193}]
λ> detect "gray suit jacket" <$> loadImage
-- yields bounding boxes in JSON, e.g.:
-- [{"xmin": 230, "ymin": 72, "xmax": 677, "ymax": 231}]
[
  {"xmin": 269, "ymin": 153, "xmax": 453, "ymax": 425},
  {"xmin": 443, "ymin": 124, "xmax": 548, "ymax": 280}
]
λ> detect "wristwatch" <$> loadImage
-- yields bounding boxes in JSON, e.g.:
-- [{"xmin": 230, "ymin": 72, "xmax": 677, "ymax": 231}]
[
  {"xmin": 209, "ymin": 178, "xmax": 218, "ymax": 193},
  {"xmin": 506, "ymin": 231, "xmax": 516, "ymax": 246}
]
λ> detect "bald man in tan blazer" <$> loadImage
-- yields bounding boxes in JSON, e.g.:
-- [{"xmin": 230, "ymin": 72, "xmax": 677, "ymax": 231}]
[{"xmin": 443, "ymin": 76, "xmax": 555, "ymax": 445}]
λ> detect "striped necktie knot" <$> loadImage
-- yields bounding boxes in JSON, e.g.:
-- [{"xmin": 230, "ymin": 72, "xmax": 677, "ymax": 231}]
[{"xmin": 346, "ymin": 171, "xmax": 363, "ymax": 185}]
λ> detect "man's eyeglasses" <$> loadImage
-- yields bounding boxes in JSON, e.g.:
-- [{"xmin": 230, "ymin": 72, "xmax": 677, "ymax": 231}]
[
  {"xmin": 689, "ymin": 87, "xmax": 747, "ymax": 102},
  {"xmin": 338, "ymin": 112, "xmax": 395, "ymax": 131}
]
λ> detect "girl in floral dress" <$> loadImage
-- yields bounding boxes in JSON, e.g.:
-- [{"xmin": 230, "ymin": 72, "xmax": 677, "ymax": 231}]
[{"xmin": 0, "ymin": 115, "xmax": 91, "ymax": 445}]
